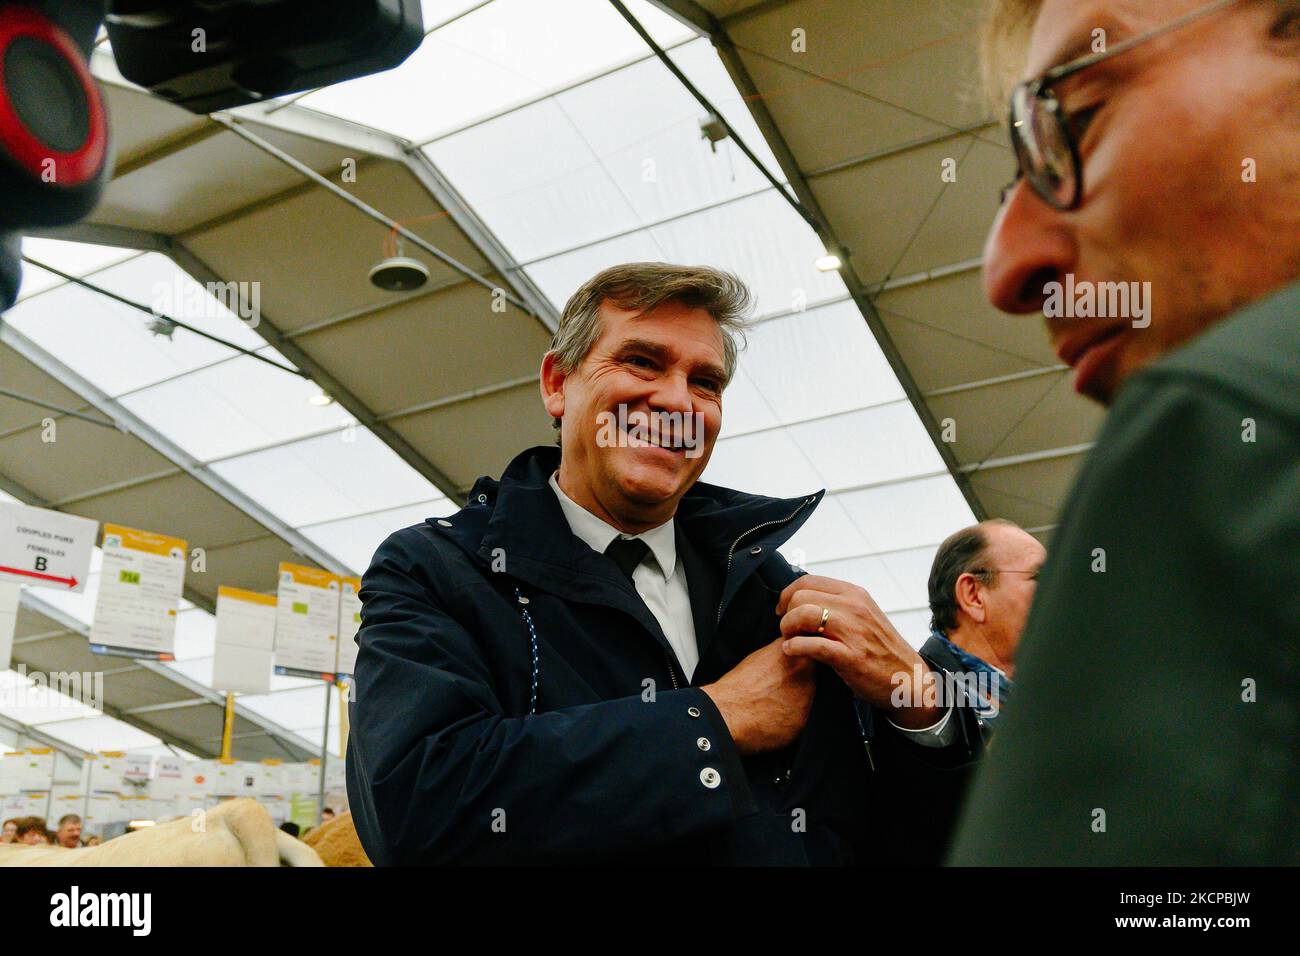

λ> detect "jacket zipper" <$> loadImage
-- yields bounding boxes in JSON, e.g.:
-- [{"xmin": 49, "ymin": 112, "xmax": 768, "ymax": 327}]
[
  {"xmin": 715, "ymin": 495, "xmax": 818, "ymax": 628},
  {"xmin": 663, "ymin": 649, "xmax": 680, "ymax": 690}
]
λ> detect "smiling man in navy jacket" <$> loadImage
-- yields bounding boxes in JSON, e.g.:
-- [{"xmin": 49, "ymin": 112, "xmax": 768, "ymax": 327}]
[{"xmin": 346, "ymin": 262, "xmax": 981, "ymax": 865}]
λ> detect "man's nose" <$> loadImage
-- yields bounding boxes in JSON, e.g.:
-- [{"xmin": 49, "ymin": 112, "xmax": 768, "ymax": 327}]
[
  {"xmin": 647, "ymin": 371, "xmax": 694, "ymax": 415},
  {"xmin": 983, "ymin": 181, "xmax": 1079, "ymax": 315}
]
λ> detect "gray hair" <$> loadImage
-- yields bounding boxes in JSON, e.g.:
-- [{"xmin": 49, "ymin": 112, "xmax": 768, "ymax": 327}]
[{"xmin": 549, "ymin": 261, "xmax": 752, "ymax": 393}]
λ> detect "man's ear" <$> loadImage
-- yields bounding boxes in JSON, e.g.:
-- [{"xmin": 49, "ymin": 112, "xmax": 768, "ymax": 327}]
[
  {"xmin": 954, "ymin": 572, "xmax": 987, "ymax": 625},
  {"xmin": 540, "ymin": 351, "xmax": 567, "ymax": 421}
]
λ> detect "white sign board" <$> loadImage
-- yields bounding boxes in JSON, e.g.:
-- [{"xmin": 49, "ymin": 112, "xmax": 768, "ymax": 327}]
[
  {"xmin": 150, "ymin": 757, "xmax": 186, "ymax": 801},
  {"xmin": 90, "ymin": 524, "xmax": 186, "ymax": 660},
  {"xmin": 0, "ymin": 502, "xmax": 96, "ymax": 592},
  {"xmin": 274, "ymin": 563, "xmax": 340, "ymax": 679},
  {"xmin": 212, "ymin": 586, "xmax": 276, "ymax": 695}
]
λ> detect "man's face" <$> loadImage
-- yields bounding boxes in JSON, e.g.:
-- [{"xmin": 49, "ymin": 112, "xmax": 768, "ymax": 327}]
[
  {"xmin": 1, "ymin": 822, "xmax": 15, "ymax": 842},
  {"xmin": 977, "ymin": 524, "xmax": 1048, "ymax": 649},
  {"xmin": 984, "ymin": 0, "xmax": 1300, "ymax": 405},
  {"xmin": 58, "ymin": 822, "xmax": 81, "ymax": 847},
  {"xmin": 542, "ymin": 299, "xmax": 726, "ymax": 530}
]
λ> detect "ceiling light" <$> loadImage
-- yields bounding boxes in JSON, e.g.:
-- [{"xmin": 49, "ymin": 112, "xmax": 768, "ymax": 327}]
[
  {"xmin": 369, "ymin": 255, "xmax": 429, "ymax": 292},
  {"xmin": 814, "ymin": 254, "xmax": 842, "ymax": 272},
  {"xmin": 308, "ymin": 392, "xmax": 334, "ymax": 406}
]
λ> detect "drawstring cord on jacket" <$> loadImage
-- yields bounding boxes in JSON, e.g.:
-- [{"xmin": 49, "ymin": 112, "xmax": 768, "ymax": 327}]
[{"xmin": 513, "ymin": 586, "xmax": 540, "ymax": 715}]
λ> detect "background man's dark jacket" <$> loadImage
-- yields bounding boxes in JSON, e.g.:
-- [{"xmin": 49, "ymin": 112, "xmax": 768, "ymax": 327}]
[
  {"xmin": 347, "ymin": 445, "xmax": 980, "ymax": 865},
  {"xmin": 871, "ymin": 631, "xmax": 997, "ymax": 866},
  {"xmin": 951, "ymin": 281, "xmax": 1300, "ymax": 865}
]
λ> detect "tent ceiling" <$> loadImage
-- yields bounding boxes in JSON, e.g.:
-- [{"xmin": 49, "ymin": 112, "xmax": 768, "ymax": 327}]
[
  {"xmin": 0, "ymin": 0, "xmax": 1098, "ymax": 758},
  {"xmin": 650, "ymin": 0, "xmax": 1106, "ymax": 541}
]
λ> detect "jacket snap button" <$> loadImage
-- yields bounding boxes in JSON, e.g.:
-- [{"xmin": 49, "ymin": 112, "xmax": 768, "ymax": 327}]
[
  {"xmin": 696, "ymin": 737, "xmax": 711, "ymax": 752},
  {"xmin": 437, "ymin": 519, "xmax": 452, "ymax": 527},
  {"xmin": 687, "ymin": 706, "xmax": 701, "ymax": 718},
  {"xmin": 517, "ymin": 595, "xmax": 530, "ymax": 605},
  {"xmin": 699, "ymin": 767, "xmax": 721, "ymax": 789},
  {"xmin": 477, "ymin": 494, "xmax": 487, "ymax": 504},
  {"xmin": 749, "ymin": 545, "xmax": 762, "ymax": 555}
]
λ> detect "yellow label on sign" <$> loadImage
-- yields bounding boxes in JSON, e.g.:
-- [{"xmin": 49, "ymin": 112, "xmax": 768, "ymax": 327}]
[
  {"xmin": 218, "ymin": 585, "xmax": 277, "ymax": 606},
  {"xmin": 103, "ymin": 524, "xmax": 186, "ymax": 557},
  {"xmin": 279, "ymin": 562, "xmax": 341, "ymax": 589}
]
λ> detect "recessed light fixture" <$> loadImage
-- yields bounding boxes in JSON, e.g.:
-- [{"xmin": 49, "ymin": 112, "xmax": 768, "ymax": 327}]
[
  {"xmin": 814, "ymin": 254, "xmax": 842, "ymax": 272},
  {"xmin": 308, "ymin": 392, "xmax": 334, "ymax": 407}
]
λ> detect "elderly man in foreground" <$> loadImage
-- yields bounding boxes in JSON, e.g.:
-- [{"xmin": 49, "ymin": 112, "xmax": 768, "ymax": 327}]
[{"xmin": 939, "ymin": 0, "xmax": 1299, "ymax": 864}]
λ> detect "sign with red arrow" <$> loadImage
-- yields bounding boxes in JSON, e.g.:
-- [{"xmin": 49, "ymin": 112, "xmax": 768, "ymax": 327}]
[{"xmin": 0, "ymin": 502, "xmax": 97, "ymax": 594}]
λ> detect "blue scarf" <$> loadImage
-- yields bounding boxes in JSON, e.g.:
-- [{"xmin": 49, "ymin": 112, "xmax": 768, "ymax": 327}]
[{"xmin": 929, "ymin": 626, "xmax": 1012, "ymax": 725}]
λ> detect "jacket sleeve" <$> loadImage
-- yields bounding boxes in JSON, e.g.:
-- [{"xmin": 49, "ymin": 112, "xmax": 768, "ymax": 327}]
[{"xmin": 346, "ymin": 528, "xmax": 758, "ymax": 865}]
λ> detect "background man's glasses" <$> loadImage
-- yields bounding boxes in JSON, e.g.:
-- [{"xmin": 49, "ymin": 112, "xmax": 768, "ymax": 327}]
[{"xmin": 1000, "ymin": 0, "xmax": 1243, "ymax": 211}]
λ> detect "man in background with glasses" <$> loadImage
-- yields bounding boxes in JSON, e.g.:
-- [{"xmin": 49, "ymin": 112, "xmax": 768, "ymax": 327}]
[{"xmin": 944, "ymin": 0, "xmax": 1299, "ymax": 864}]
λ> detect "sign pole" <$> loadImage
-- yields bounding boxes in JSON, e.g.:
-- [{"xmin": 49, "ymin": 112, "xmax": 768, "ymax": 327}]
[
  {"xmin": 220, "ymin": 692, "xmax": 235, "ymax": 761},
  {"xmin": 316, "ymin": 681, "xmax": 331, "ymax": 826}
]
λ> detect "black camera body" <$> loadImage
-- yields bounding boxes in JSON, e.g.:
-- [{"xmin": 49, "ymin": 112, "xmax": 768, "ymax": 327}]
[{"xmin": 0, "ymin": 0, "xmax": 423, "ymax": 309}]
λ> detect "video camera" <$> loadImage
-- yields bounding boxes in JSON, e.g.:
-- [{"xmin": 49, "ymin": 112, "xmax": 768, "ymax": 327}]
[{"xmin": 0, "ymin": 0, "xmax": 424, "ymax": 309}]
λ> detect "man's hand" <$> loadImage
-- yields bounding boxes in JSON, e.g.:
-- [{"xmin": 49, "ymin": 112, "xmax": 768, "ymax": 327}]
[
  {"xmin": 701, "ymin": 638, "xmax": 816, "ymax": 755},
  {"xmin": 777, "ymin": 576, "xmax": 942, "ymax": 730}
]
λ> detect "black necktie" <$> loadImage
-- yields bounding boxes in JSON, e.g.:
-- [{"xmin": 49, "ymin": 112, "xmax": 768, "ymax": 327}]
[{"xmin": 604, "ymin": 536, "xmax": 650, "ymax": 583}]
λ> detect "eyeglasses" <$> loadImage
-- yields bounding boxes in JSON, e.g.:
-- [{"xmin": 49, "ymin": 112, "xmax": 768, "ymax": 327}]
[{"xmin": 1001, "ymin": 0, "xmax": 1243, "ymax": 210}]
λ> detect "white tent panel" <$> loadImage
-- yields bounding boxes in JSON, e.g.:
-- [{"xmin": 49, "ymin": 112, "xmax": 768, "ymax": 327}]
[
  {"xmin": 304, "ymin": 0, "xmax": 690, "ymax": 141},
  {"xmin": 786, "ymin": 402, "xmax": 946, "ymax": 492},
  {"xmin": 736, "ymin": 300, "xmax": 905, "ymax": 429},
  {"xmin": 523, "ymin": 230, "xmax": 666, "ymax": 306},
  {"xmin": 35, "ymin": 715, "xmax": 160, "ymax": 752},
  {"xmin": 298, "ymin": 500, "xmax": 447, "ymax": 575},
  {"xmin": 644, "ymin": 190, "xmax": 846, "ymax": 318},
  {"xmin": 17, "ymin": 238, "xmax": 137, "ymax": 300},
  {"xmin": 780, "ymin": 494, "xmax": 876, "ymax": 568},
  {"xmin": 836, "ymin": 476, "xmax": 976, "ymax": 555},
  {"xmin": 209, "ymin": 428, "xmax": 443, "ymax": 529},
  {"xmin": 703, "ymin": 428, "xmax": 825, "ymax": 499},
  {"xmin": 173, "ymin": 609, "xmax": 217, "ymax": 663},
  {"xmin": 426, "ymin": 101, "xmax": 642, "ymax": 263},
  {"xmin": 117, "ymin": 356, "xmax": 350, "ymax": 462},
  {"xmin": 237, "ymin": 684, "xmax": 330, "ymax": 728}
]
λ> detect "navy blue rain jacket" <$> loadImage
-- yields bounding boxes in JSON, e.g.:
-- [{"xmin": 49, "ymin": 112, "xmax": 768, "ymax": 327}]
[{"xmin": 346, "ymin": 445, "xmax": 978, "ymax": 865}]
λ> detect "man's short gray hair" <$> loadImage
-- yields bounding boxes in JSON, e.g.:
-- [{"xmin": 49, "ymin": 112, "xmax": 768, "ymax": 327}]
[
  {"xmin": 547, "ymin": 262, "xmax": 753, "ymax": 434},
  {"xmin": 550, "ymin": 262, "xmax": 752, "ymax": 380}
]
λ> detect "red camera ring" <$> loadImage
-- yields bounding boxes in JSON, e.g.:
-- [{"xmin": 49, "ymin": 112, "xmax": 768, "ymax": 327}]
[{"xmin": 0, "ymin": 5, "xmax": 107, "ymax": 186}]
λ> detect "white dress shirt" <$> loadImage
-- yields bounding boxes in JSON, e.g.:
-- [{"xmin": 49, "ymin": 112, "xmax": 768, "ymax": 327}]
[
  {"xmin": 549, "ymin": 472, "xmax": 699, "ymax": 680},
  {"xmin": 548, "ymin": 471, "xmax": 953, "ymax": 743}
]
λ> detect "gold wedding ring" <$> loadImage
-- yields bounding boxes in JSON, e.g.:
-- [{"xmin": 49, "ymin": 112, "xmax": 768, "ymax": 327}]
[{"xmin": 817, "ymin": 607, "xmax": 830, "ymax": 635}]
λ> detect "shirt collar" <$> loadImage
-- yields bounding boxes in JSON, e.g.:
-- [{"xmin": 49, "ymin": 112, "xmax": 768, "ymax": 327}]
[{"xmin": 548, "ymin": 471, "xmax": 676, "ymax": 581}]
